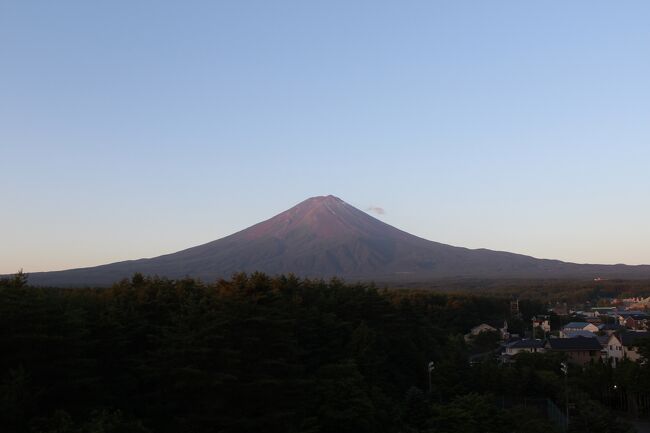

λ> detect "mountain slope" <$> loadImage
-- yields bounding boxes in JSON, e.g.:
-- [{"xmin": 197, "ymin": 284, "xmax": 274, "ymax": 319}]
[{"xmin": 26, "ymin": 195, "xmax": 650, "ymax": 286}]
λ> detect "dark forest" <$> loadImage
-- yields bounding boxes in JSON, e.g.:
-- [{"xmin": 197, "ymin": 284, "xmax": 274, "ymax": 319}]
[{"xmin": 1, "ymin": 272, "xmax": 647, "ymax": 433}]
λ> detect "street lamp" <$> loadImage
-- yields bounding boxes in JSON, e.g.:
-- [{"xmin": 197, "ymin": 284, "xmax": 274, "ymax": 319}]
[
  {"xmin": 613, "ymin": 384, "xmax": 621, "ymax": 409},
  {"xmin": 560, "ymin": 362, "xmax": 569, "ymax": 429},
  {"xmin": 428, "ymin": 361, "xmax": 435, "ymax": 394}
]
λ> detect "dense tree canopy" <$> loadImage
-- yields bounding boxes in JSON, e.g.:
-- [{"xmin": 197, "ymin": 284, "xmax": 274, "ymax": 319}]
[{"xmin": 0, "ymin": 272, "xmax": 639, "ymax": 433}]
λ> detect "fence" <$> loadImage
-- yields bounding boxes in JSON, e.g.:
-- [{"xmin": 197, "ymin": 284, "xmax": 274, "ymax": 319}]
[
  {"xmin": 499, "ymin": 397, "xmax": 567, "ymax": 432},
  {"xmin": 606, "ymin": 390, "xmax": 650, "ymax": 418},
  {"xmin": 546, "ymin": 398, "xmax": 568, "ymax": 432}
]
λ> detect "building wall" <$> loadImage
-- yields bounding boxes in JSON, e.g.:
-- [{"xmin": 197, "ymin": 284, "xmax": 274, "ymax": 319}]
[
  {"xmin": 624, "ymin": 347, "xmax": 642, "ymax": 362},
  {"xmin": 567, "ymin": 350, "xmax": 599, "ymax": 366},
  {"xmin": 606, "ymin": 336, "xmax": 624, "ymax": 366},
  {"xmin": 506, "ymin": 347, "xmax": 545, "ymax": 356}
]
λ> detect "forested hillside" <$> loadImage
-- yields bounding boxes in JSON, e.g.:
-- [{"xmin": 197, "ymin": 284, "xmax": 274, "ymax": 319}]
[
  {"xmin": 393, "ymin": 278, "xmax": 650, "ymax": 304},
  {"xmin": 0, "ymin": 273, "xmax": 637, "ymax": 433}
]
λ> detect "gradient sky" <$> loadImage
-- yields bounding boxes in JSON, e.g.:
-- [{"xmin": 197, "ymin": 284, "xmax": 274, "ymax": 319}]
[{"xmin": 2, "ymin": 1, "xmax": 650, "ymax": 273}]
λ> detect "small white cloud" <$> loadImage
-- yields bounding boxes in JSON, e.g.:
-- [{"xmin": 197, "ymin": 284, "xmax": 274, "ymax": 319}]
[{"xmin": 366, "ymin": 206, "xmax": 386, "ymax": 216}]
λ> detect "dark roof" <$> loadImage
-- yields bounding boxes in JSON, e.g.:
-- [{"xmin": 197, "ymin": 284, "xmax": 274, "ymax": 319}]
[
  {"xmin": 598, "ymin": 323, "xmax": 623, "ymax": 331},
  {"xmin": 563, "ymin": 322, "xmax": 591, "ymax": 329},
  {"xmin": 507, "ymin": 339, "xmax": 544, "ymax": 349},
  {"xmin": 546, "ymin": 336, "xmax": 603, "ymax": 351},
  {"xmin": 564, "ymin": 330, "xmax": 597, "ymax": 339},
  {"xmin": 596, "ymin": 335, "xmax": 609, "ymax": 347},
  {"xmin": 619, "ymin": 331, "xmax": 650, "ymax": 347},
  {"xmin": 618, "ymin": 312, "xmax": 649, "ymax": 319}
]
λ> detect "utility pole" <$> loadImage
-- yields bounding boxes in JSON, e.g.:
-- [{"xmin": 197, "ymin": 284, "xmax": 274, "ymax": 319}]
[
  {"xmin": 561, "ymin": 362, "xmax": 569, "ymax": 430},
  {"xmin": 428, "ymin": 361, "xmax": 435, "ymax": 394},
  {"xmin": 531, "ymin": 316, "xmax": 537, "ymax": 339}
]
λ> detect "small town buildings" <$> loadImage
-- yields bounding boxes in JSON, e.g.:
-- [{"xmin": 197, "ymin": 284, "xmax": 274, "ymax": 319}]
[
  {"xmin": 614, "ymin": 297, "xmax": 650, "ymax": 310},
  {"xmin": 616, "ymin": 312, "xmax": 649, "ymax": 330},
  {"xmin": 629, "ymin": 297, "xmax": 650, "ymax": 311},
  {"xmin": 545, "ymin": 336, "xmax": 603, "ymax": 365},
  {"xmin": 598, "ymin": 323, "xmax": 624, "ymax": 336},
  {"xmin": 606, "ymin": 331, "xmax": 650, "ymax": 366},
  {"xmin": 504, "ymin": 339, "xmax": 545, "ymax": 357},
  {"xmin": 563, "ymin": 330, "xmax": 597, "ymax": 339},
  {"xmin": 591, "ymin": 307, "xmax": 617, "ymax": 316},
  {"xmin": 560, "ymin": 322, "xmax": 599, "ymax": 337},
  {"xmin": 532, "ymin": 316, "xmax": 551, "ymax": 334},
  {"xmin": 577, "ymin": 310, "xmax": 597, "ymax": 318},
  {"xmin": 584, "ymin": 316, "xmax": 602, "ymax": 326},
  {"xmin": 624, "ymin": 315, "xmax": 648, "ymax": 331}
]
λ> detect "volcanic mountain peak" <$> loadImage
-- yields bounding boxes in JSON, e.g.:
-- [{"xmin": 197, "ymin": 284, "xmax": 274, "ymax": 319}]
[
  {"xmin": 22, "ymin": 195, "xmax": 650, "ymax": 286},
  {"xmin": 288, "ymin": 195, "xmax": 351, "ymax": 217},
  {"xmin": 241, "ymin": 195, "xmax": 371, "ymax": 240},
  {"xmin": 302, "ymin": 194, "xmax": 344, "ymax": 206},
  {"xmin": 280, "ymin": 195, "xmax": 348, "ymax": 223}
]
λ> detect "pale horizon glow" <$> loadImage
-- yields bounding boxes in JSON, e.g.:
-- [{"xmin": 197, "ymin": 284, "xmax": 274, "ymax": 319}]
[{"xmin": 2, "ymin": 1, "xmax": 650, "ymax": 274}]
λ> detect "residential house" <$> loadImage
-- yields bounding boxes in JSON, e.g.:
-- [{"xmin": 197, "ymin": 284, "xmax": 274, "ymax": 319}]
[
  {"xmin": 560, "ymin": 322, "xmax": 599, "ymax": 337},
  {"xmin": 504, "ymin": 339, "xmax": 545, "ymax": 357},
  {"xmin": 596, "ymin": 335, "xmax": 610, "ymax": 353},
  {"xmin": 545, "ymin": 336, "xmax": 603, "ymax": 365},
  {"xmin": 624, "ymin": 315, "xmax": 648, "ymax": 331},
  {"xmin": 616, "ymin": 312, "xmax": 649, "ymax": 329},
  {"xmin": 606, "ymin": 331, "xmax": 650, "ymax": 366},
  {"xmin": 532, "ymin": 316, "xmax": 551, "ymax": 334}
]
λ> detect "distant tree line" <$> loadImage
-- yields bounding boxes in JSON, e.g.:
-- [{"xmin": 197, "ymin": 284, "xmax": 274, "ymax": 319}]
[{"xmin": 391, "ymin": 278, "xmax": 650, "ymax": 305}]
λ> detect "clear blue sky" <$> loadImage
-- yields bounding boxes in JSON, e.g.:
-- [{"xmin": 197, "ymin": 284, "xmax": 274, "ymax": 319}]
[{"xmin": 2, "ymin": 1, "xmax": 650, "ymax": 273}]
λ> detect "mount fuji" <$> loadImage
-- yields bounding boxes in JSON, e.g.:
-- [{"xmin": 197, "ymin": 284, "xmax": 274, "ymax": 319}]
[{"xmin": 25, "ymin": 195, "xmax": 650, "ymax": 286}]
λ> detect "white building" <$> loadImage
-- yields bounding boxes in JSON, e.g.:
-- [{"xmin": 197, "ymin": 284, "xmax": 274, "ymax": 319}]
[{"xmin": 605, "ymin": 331, "xmax": 650, "ymax": 367}]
